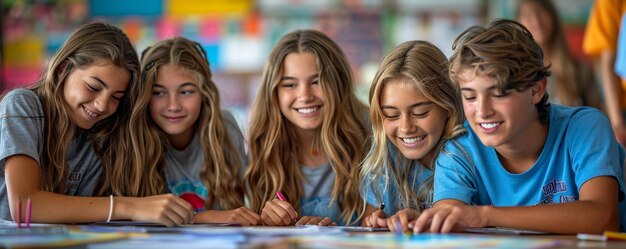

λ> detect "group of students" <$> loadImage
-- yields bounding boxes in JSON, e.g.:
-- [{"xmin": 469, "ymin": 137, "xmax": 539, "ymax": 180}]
[{"xmin": 0, "ymin": 17, "xmax": 625, "ymax": 234}]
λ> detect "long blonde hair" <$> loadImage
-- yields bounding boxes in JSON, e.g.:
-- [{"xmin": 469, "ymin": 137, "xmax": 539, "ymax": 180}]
[
  {"xmin": 244, "ymin": 30, "xmax": 370, "ymax": 225},
  {"xmin": 361, "ymin": 40, "xmax": 464, "ymax": 214},
  {"xmin": 29, "ymin": 22, "xmax": 140, "ymax": 195},
  {"xmin": 136, "ymin": 37, "xmax": 245, "ymax": 208}
]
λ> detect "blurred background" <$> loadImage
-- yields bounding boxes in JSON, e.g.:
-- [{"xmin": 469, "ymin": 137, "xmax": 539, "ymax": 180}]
[{"xmin": 0, "ymin": 0, "xmax": 594, "ymax": 128}]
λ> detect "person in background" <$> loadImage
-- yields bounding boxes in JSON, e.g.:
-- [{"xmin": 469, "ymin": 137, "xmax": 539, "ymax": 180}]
[
  {"xmin": 135, "ymin": 37, "xmax": 259, "ymax": 226},
  {"xmin": 360, "ymin": 40, "xmax": 465, "ymax": 232},
  {"xmin": 517, "ymin": 0, "xmax": 602, "ymax": 110},
  {"xmin": 583, "ymin": 0, "xmax": 626, "ymax": 145}
]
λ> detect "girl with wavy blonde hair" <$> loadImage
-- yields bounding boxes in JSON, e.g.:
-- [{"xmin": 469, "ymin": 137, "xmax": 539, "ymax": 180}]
[
  {"xmin": 136, "ymin": 37, "xmax": 257, "ymax": 225},
  {"xmin": 244, "ymin": 29, "xmax": 370, "ymax": 226},
  {"xmin": 360, "ymin": 40, "xmax": 464, "ymax": 230}
]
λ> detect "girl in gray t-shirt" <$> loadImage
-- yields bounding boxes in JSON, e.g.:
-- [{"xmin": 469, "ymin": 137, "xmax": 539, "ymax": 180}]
[
  {"xmin": 244, "ymin": 30, "xmax": 372, "ymax": 226},
  {"xmin": 135, "ymin": 37, "xmax": 259, "ymax": 226},
  {"xmin": 0, "ymin": 22, "xmax": 194, "ymax": 226}
]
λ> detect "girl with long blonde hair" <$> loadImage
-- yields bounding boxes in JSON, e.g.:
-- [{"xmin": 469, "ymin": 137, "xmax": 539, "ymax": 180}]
[
  {"xmin": 244, "ymin": 30, "xmax": 370, "ymax": 226},
  {"xmin": 136, "ymin": 37, "xmax": 257, "ymax": 225},
  {"xmin": 360, "ymin": 41, "xmax": 464, "ymax": 231}
]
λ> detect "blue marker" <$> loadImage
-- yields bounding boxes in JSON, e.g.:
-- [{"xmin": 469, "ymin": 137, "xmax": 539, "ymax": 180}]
[{"xmin": 394, "ymin": 218, "xmax": 404, "ymax": 235}]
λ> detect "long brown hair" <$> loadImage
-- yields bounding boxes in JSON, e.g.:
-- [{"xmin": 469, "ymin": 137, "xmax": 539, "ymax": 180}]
[
  {"xmin": 244, "ymin": 30, "xmax": 370, "ymax": 225},
  {"xmin": 136, "ymin": 37, "xmax": 245, "ymax": 208},
  {"xmin": 30, "ymin": 22, "xmax": 140, "ymax": 194},
  {"xmin": 516, "ymin": 0, "xmax": 602, "ymax": 109}
]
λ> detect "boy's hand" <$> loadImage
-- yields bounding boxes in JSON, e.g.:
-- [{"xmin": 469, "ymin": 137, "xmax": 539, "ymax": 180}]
[{"xmin": 413, "ymin": 201, "xmax": 487, "ymax": 233}]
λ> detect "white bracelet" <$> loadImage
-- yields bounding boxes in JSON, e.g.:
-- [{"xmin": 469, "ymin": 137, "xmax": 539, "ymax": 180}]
[{"xmin": 106, "ymin": 195, "xmax": 114, "ymax": 223}]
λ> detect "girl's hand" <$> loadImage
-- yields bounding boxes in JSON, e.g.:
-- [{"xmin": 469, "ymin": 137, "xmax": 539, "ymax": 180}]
[
  {"xmin": 413, "ymin": 202, "xmax": 486, "ymax": 233},
  {"xmin": 295, "ymin": 216, "xmax": 336, "ymax": 226},
  {"xmin": 387, "ymin": 208, "xmax": 420, "ymax": 233},
  {"xmin": 363, "ymin": 209, "xmax": 387, "ymax": 228},
  {"xmin": 121, "ymin": 194, "xmax": 194, "ymax": 227},
  {"xmin": 260, "ymin": 199, "xmax": 297, "ymax": 226},
  {"xmin": 194, "ymin": 207, "xmax": 261, "ymax": 226}
]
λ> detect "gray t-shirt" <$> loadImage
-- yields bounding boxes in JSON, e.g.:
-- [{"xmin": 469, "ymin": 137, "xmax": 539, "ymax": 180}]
[
  {"xmin": 301, "ymin": 163, "xmax": 334, "ymax": 200},
  {"xmin": 299, "ymin": 162, "xmax": 347, "ymax": 224},
  {"xmin": 0, "ymin": 89, "xmax": 102, "ymax": 220},
  {"xmin": 164, "ymin": 110, "xmax": 247, "ymax": 211},
  {"xmin": 298, "ymin": 108, "xmax": 370, "ymax": 225}
]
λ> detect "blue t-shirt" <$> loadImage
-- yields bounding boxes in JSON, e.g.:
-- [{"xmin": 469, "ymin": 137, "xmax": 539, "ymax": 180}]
[
  {"xmin": 434, "ymin": 104, "xmax": 626, "ymax": 231},
  {"xmin": 363, "ymin": 141, "xmax": 433, "ymax": 217}
]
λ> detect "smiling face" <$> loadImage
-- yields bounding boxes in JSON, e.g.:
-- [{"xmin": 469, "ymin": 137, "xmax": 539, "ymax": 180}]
[
  {"xmin": 380, "ymin": 79, "xmax": 448, "ymax": 165},
  {"xmin": 63, "ymin": 60, "xmax": 129, "ymax": 129},
  {"xmin": 149, "ymin": 64, "xmax": 203, "ymax": 147},
  {"xmin": 458, "ymin": 69, "xmax": 544, "ymax": 149},
  {"xmin": 278, "ymin": 52, "xmax": 325, "ymax": 133}
]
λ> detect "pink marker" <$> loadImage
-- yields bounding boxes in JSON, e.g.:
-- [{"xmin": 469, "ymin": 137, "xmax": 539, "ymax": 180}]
[
  {"xmin": 275, "ymin": 192, "xmax": 287, "ymax": 201},
  {"xmin": 25, "ymin": 196, "xmax": 31, "ymax": 228},
  {"xmin": 16, "ymin": 196, "xmax": 21, "ymax": 229},
  {"xmin": 275, "ymin": 192, "xmax": 297, "ymax": 222}
]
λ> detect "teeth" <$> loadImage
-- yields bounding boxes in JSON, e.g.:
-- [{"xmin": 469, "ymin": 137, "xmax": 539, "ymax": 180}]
[
  {"xmin": 84, "ymin": 106, "xmax": 98, "ymax": 117},
  {"xmin": 297, "ymin": 107, "xmax": 317, "ymax": 114},
  {"xmin": 402, "ymin": 136, "xmax": 425, "ymax": 144},
  {"xmin": 480, "ymin": 122, "xmax": 499, "ymax": 129}
]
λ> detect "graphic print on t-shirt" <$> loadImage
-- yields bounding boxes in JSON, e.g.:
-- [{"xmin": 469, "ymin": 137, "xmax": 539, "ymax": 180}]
[
  {"xmin": 536, "ymin": 179, "xmax": 576, "ymax": 205},
  {"xmin": 169, "ymin": 179, "xmax": 208, "ymax": 212}
]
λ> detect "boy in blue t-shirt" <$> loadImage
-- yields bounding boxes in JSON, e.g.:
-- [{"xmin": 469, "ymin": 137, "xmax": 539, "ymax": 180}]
[{"xmin": 410, "ymin": 19, "xmax": 626, "ymax": 234}]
